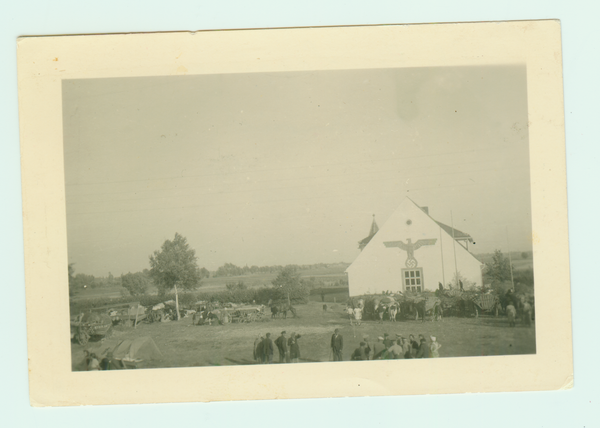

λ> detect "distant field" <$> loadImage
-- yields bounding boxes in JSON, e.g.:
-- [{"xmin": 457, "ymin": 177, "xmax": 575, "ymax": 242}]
[{"xmin": 71, "ymin": 266, "xmax": 349, "ymax": 302}]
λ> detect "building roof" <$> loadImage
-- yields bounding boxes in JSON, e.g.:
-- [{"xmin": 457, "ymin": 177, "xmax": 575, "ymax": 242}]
[
  {"xmin": 434, "ymin": 221, "xmax": 473, "ymax": 242},
  {"xmin": 358, "ymin": 215, "xmax": 379, "ymax": 251}
]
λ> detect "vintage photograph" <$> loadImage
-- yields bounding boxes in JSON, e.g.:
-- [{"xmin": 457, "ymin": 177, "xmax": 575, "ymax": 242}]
[
  {"xmin": 18, "ymin": 22, "xmax": 571, "ymax": 405},
  {"xmin": 64, "ymin": 65, "xmax": 535, "ymax": 371}
]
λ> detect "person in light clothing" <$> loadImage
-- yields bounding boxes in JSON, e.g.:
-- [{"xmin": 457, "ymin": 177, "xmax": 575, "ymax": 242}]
[{"xmin": 429, "ymin": 336, "xmax": 441, "ymax": 358}]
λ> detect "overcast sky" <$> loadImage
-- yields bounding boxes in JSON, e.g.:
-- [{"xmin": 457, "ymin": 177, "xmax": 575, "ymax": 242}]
[{"xmin": 63, "ymin": 65, "xmax": 531, "ymax": 277}]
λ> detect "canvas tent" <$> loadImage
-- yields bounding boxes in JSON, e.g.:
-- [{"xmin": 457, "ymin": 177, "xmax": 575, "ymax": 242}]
[
  {"xmin": 111, "ymin": 336, "xmax": 162, "ymax": 367},
  {"xmin": 76, "ymin": 336, "xmax": 163, "ymax": 370},
  {"xmin": 347, "ymin": 197, "xmax": 483, "ymax": 296}
]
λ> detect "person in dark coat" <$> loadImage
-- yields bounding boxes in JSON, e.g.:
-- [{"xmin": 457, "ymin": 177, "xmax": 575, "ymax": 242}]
[
  {"xmin": 402, "ymin": 337, "xmax": 412, "ymax": 359},
  {"xmin": 362, "ymin": 335, "xmax": 371, "ymax": 360},
  {"xmin": 289, "ymin": 334, "xmax": 301, "ymax": 363},
  {"xmin": 409, "ymin": 334, "xmax": 419, "ymax": 358},
  {"xmin": 351, "ymin": 342, "xmax": 368, "ymax": 360},
  {"xmin": 331, "ymin": 328, "xmax": 344, "ymax": 361},
  {"xmin": 100, "ymin": 351, "xmax": 121, "ymax": 370},
  {"xmin": 254, "ymin": 334, "xmax": 264, "ymax": 363},
  {"xmin": 262, "ymin": 333, "xmax": 274, "ymax": 364},
  {"xmin": 416, "ymin": 337, "xmax": 428, "ymax": 358},
  {"xmin": 275, "ymin": 331, "xmax": 288, "ymax": 363},
  {"xmin": 372, "ymin": 336, "xmax": 386, "ymax": 360}
]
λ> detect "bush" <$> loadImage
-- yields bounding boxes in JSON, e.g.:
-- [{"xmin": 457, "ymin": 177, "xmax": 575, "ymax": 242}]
[{"xmin": 225, "ymin": 281, "xmax": 247, "ymax": 291}]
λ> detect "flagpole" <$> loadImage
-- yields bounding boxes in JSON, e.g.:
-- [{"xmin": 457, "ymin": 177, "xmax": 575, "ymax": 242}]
[
  {"xmin": 506, "ymin": 226, "xmax": 515, "ymax": 289},
  {"xmin": 451, "ymin": 211, "xmax": 459, "ymax": 288},
  {"xmin": 439, "ymin": 225, "xmax": 446, "ymax": 288}
]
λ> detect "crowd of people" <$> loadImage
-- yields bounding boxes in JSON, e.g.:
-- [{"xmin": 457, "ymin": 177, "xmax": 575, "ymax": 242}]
[
  {"xmin": 336, "ymin": 328, "xmax": 441, "ymax": 361},
  {"xmin": 252, "ymin": 328, "xmax": 442, "ymax": 364},
  {"xmin": 253, "ymin": 331, "xmax": 302, "ymax": 364}
]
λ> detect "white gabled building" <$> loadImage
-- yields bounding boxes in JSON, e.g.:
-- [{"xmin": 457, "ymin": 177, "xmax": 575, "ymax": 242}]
[{"xmin": 347, "ymin": 197, "xmax": 483, "ymax": 296}]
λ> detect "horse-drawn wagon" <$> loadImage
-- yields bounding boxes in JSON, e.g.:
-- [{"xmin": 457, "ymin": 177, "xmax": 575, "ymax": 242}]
[
  {"xmin": 229, "ymin": 305, "xmax": 266, "ymax": 323},
  {"xmin": 70, "ymin": 312, "xmax": 113, "ymax": 346},
  {"xmin": 107, "ymin": 302, "xmax": 147, "ymax": 326}
]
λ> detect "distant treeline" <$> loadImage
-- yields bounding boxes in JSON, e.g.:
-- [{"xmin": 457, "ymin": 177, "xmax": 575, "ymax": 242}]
[{"xmin": 213, "ymin": 262, "xmax": 349, "ymax": 277}]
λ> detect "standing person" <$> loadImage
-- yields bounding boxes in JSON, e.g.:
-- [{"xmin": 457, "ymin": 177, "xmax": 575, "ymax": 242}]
[
  {"xmin": 506, "ymin": 304, "xmax": 517, "ymax": 327},
  {"xmin": 353, "ymin": 306, "xmax": 363, "ymax": 326},
  {"xmin": 275, "ymin": 331, "xmax": 288, "ymax": 363},
  {"xmin": 362, "ymin": 335, "xmax": 372, "ymax": 360},
  {"xmin": 389, "ymin": 304, "xmax": 398, "ymax": 322},
  {"xmin": 383, "ymin": 333, "xmax": 393, "ymax": 349},
  {"xmin": 351, "ymin": 342, "xmax": 368, "ymax": 360},
  {"xmin": 321, "ymin": 290, "xmax": 326, "ymax": 302},
  {"xmin": 409, "ymin": 334, "xmax": 419, "ymax": 358},
  {"xmin": 377, "ymin": 304, "xmax": 385, "ymax": 324},
  {"xmin": 254, "ymin": 334, "xmax": 264, "ymax": 363},
  {"xmin": 388, "ymin": 339, "xmax": 404, "ymax": 359},
  {"xmin": 522, "ymin": 301, "xmax": 533, "ymax": 327},
  {"xmin": 289, "ymin": 334, "xmax": 301, "ymax": 363},
  {"xmin": 88, "ymin": 353, "xmax": 101, "ymax": 371},
  {"xmin": 346, "ymin": 306, "xmax": 354, "ymax": 325},
  {"xmin": 263, "ymin": 333, "xmax": 274, "ymax": 364},
  {"xmin": 429, "ymin": 336, "xmax": 442, "ymax": 358},
  {"xmin": 416, "ymin": 337, "xmax": 428, "ymax": 358},
  {"xmin": 100, "ymin": 351, "xmax": 119, "ymax": 370},
  {"xmin": 373, "ymin": 336, "xmax": 386, "ymax": 360},
  {"xmin": 82, "ymin": 350, "xmax": 91, "ymax": 371},
  {"xmin": 331, "ymin": 329, "xmax": 344, "ymax": 361},
  {"xmin": 402, "ymin": 337, "xmax": 412, "ymax": 359}
]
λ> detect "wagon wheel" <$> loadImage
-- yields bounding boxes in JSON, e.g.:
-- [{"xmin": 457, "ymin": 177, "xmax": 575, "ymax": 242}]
[{"xmin": 77, "ymin": 328, "xmax": 89, "ymax": 346}]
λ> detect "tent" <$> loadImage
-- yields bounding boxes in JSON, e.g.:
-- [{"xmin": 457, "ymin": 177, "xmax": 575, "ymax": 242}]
[{"xmin": 111, "ymin": 336, "xmax": 163, "ymax": 369}]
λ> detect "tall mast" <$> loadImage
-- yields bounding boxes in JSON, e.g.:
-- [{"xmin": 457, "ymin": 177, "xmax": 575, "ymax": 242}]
[
  {"xmin": 451, "ymin": 211, "xmax": 459, "ymax": 288},
  {"xmin": 506, "ymin": 226, "xmax": 515, "ymax": 289}
]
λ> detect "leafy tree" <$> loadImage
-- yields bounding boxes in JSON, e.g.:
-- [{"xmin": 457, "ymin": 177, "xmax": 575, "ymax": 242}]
[
  {"xmin": 484, "ymin": 249, "xmax": 513, "ymax": 283},
  {"xmin": 271, "ymin": 265, "xmax": 309, "ymax": 304},
  {"xmin": 149, "ymin": 233, "xmax": 201, "ymax": 320},
  {"xmin": 121, "ymin": 272, "xmax": 150, "ymax": 297},
  {"xmin": 199, "ymin": 267, "xmax": 210, "ymax": 279},
  {"xmin": 521, "ymin": 252, "xmax": 529, "ymax": 259}
]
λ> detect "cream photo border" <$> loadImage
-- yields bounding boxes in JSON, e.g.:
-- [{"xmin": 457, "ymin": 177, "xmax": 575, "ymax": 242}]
[{"xmin": 17, "ymin": 20, "xmax": 572, "ymax": 406}]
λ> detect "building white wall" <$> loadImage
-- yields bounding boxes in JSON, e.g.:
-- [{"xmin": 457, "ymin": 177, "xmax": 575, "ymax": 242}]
[{"xmin": 347, "ymin": 198, "xmax": 482, "ymax": 296}]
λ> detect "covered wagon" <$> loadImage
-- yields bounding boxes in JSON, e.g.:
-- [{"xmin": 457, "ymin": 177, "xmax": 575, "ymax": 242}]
[{"xmin": 70, "ymin": 312, "xmax": 113, "ymax": 346}]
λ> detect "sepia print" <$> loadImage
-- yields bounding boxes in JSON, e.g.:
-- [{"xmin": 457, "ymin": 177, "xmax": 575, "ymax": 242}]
[
  {"xmin": 64, "ymin": 66, "xmax": 535, "ymax": 371},
  {"xmin": 18, "ymin": 21, "xmax": 571, "ymax": 405}
]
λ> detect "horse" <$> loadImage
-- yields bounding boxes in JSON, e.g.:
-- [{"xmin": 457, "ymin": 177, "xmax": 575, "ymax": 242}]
[{"xmin": 272, "ymin": 302, "xmax": 297, "ymax": 319}]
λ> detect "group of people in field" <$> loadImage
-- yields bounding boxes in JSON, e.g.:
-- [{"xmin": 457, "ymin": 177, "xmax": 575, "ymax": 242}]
[
  {"xmin": 345, "ymin": 298, "xmax": 442, "ymax": 325},
  {"xmin": 505, "ymin": 290, "xmax": 534, "ymax": 328},
  {"xmin": 253, "ymin": 331, "xmax": 301, "ymax": 364},
  {"xmin": 331, "ymin": 328, "xmax": 441, "ymax": 361}
]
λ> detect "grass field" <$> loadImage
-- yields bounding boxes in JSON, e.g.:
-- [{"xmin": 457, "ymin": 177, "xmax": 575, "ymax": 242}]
[
  {"xmin": 72, "ymin": 300, "xmax": 536, "ymax": 371},
  {"xmin": 71, "ymin": 267, "xmax": 349, "ymax": 302}
]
